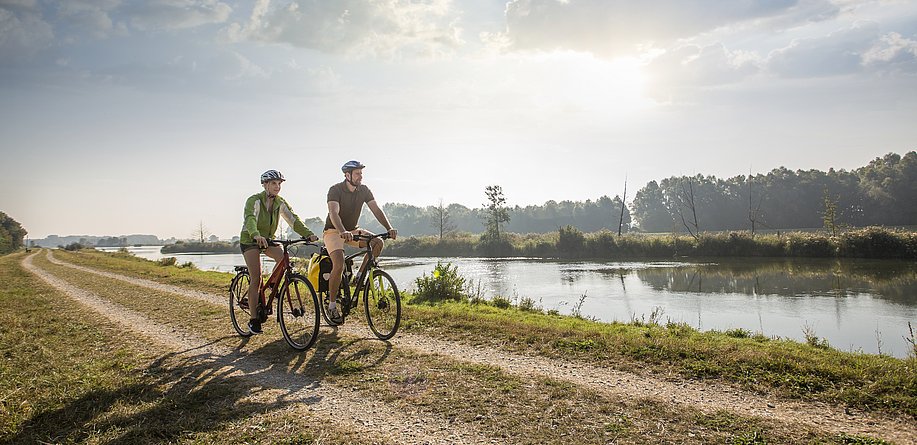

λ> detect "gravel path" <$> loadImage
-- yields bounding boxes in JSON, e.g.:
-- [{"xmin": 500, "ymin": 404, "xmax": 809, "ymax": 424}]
[
  {"xmin": 44, "ymin": 250, "xmax": 917, "ymax": 444},
  {"xmin": 27, "ymin": 251, "xmax": 495, "ymax": 445}
]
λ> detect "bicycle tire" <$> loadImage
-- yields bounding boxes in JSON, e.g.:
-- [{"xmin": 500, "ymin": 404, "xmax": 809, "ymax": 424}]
[
  {"xmin": 229, "ymin": 271, "xmax": 253, "ymax": 337},
  {"xmin": 319, "ymin": 284, "xmax": 352, "ymax": 326},
  {"xmin": 363, "ymin": 269, "xmax": 401, "ymax": 340},
  {"xmin": 278, "ymin": 274, "xmax": 320, "ymax": 351}
]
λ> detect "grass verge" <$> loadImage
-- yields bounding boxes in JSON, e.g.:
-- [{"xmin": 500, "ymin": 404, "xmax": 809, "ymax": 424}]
[{"xmin": 51, "ymin": 248, "xmax": 917, "ymax": 419}]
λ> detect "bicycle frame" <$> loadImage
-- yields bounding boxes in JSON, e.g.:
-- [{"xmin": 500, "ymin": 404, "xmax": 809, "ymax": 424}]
[
  {"xmin": 338, "ymin": 233, "xmax": 386, "ymax": 311},
  {"xmin": 255, "ymin": 239, "xmax": 316, "ymax": 320}
]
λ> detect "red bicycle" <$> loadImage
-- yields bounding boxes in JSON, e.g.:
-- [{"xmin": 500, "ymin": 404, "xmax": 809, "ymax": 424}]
[{"xmin": 229, "ymin": 238, "xmax": 320, "ymax": 350}]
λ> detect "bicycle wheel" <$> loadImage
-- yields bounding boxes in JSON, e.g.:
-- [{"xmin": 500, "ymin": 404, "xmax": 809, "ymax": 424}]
[
  {"xmin": 364, "ymin": 269, "xmax": 401, "ymax": 340},
  {"xmin": 278, "ymin": 274, "xmax": 320, "ymax": 351},
  {"xmin": 229, "ymin": 271, "xmax": 252, "ymax": 337},
  {"xmin": 319, "ymin": 283, "xmax": 351, "ymax": 326}
]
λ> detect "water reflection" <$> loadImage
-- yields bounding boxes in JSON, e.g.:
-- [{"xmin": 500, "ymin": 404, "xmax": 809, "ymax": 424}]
[
  {"xmin": 97, "ymin": 247, "xmax": 917, "ymax": 358},
  {"xmin": 627, "ymin": 258, "xmax": 917, "ymax": 304}
]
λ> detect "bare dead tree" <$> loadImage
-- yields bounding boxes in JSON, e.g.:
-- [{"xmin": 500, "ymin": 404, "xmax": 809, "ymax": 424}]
[
  {"xmin": 617, "ymin": 175, "xmax": 628, "ymax": 236},
  {"xmin": 748, "ymin": 171, "xmax": 764, "ymax": 237},
  {"xmin": 675, "ymin": 178, "xmax": 700, "ymax": 241},
  {"xmin": 430, "ymin": 198, "xmax": 456, "ymax": 240},
  {"xmin": 193, "ymin": 221, "xmax": 211, "ymax": 243}
]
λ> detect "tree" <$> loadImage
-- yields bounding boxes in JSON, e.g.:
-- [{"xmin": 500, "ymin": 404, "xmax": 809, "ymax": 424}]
[
  {"xmin": 193, "ymin": 221, "xmax": 211, "ymax": 243},
  {"xmin": 618, "ymin": 177, "xmax": 628, "ymax": 236},
  {"xmin": 822, "ymin": 188, "xmax": 839, "ymax": 236},
  {"xmin": 430, "ymin": 199, "xmax": 456, "ymax": 240},
  {"xmin": 482, "ymin": 185, "xmax": 511, "ymax": 240},
  {"xmin": 0, "ymin": 211, "xmax": 27, "ymax": 254},
  {"xmin": 675, "ymin": 177, "xmax": 700, "ymax": 240}
]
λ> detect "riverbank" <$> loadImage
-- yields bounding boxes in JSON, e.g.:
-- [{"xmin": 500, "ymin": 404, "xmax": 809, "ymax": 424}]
[
  {"xmin": 387, "ymin": 226, "xmax": 917, "ymax": 260},
  {"xmin": 44, "ymin": 248, "xmax": 917, "ymax": 419},
  {"xmin": 160, "ymin": 241, "xmax": 238, "ymax": 254},
  {"xmin": 8, "ymin": 249, "xmax": 915, "ymax": 443}
]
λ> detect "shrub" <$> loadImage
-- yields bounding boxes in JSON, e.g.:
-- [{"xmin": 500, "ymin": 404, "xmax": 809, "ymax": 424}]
[
  {"xmin": 157, "ymin": 257, "xmax": 177, "ymax": 266},
  {"xmin": 557, "ymin": 225, "xmax": 585, "ymax": 257},
  {"xmin": 413, "ymin": 261, "xmax": 467, "ymax": 304},
  {"xmin": 491, "ymin": 295, "xmax": 512, "ymax": 309},
  {"xmin": 518, "ymin": 296, "xmax": 540, "ymax": 312}
]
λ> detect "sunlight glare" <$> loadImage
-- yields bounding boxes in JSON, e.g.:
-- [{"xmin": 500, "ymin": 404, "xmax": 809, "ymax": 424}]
[{"xmin": 525, "ymin": 51, "xmax": 654, "ymax": 116}]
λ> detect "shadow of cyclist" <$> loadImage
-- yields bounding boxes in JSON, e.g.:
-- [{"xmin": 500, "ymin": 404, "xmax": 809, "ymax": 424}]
[{"xmin": 4, "ymin": 338, "xmax": 324, "ymax": 444}]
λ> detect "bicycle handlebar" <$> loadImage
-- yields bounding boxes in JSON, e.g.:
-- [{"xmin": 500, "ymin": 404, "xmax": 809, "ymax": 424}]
[
  {"xmin": 266, "ymin": 238, "xmax": 321, "ymax": 248},
  {"xmin": 352, "ymin": 232, "xmax": 392, "ymax": 242}
]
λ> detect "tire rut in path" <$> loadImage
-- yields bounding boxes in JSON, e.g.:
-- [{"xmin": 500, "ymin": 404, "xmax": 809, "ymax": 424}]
[
  {"xmin": 27, "ymin": 252, "xmax": 494, "ymax": 445},
  {"xmin": 47, "ymin": 251, "xmax": 917, "ymax": 444}
]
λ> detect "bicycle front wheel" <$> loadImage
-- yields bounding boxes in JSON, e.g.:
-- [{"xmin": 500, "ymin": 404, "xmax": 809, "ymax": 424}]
[
  {"xmin": 278, "ymin": 274, "xmax": 320, "ymax": 351},
  {"xmin": 229, "ymin": 271, "xmax": 252, "ymax": 337},
  {"xmin": 363, "ymin": 269, "xmax": 401, "ymax": 340}
]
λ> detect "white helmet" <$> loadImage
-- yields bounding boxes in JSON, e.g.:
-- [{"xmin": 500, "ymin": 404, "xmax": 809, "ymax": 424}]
[{"xmin": 260, "ymin": 170, "xmax": 285, "ymax": 183}]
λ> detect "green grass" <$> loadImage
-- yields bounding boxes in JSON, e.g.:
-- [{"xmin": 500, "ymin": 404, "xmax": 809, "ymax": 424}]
[
  {"xmin": 52, "ymin": 248, "xmax": 917, "ymax": 417},
  {"xmin": 399, "ymin": 298, "xmax": 917, "ymax": 417},
  {"xmin": 33, "ymin": 248, "xmax": 915, "ymax": 442},
  {"xmin": 0, "ymin": 251, "xmax": 359, "ymax": 444}
]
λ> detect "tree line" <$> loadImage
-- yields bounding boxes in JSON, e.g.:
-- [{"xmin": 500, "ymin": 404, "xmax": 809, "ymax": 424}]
[
  {"xmin": 0, "ymin": 212, "xmax": 27, "ymax": 254},
  {"xmin": 353, "ymin": 193, "xmax": 631, "ymax": 237},
  {"xmin": 631, "ymin": 151, "xmax": 916, "ymax": 233}
]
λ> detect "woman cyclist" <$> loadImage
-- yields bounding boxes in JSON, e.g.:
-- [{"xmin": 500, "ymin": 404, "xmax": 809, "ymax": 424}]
[{"xmin": 240, "ymin": 169, "xmax": 318, "ymax": 334}]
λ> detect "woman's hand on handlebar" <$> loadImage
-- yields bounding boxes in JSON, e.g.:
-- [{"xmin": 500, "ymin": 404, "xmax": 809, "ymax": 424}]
[
  {"xmin": 304, "ymin": 234, "xmax": 319, "ymax": 242},
  {"xmin": 254, "ymin": 235, "xmax": 268, "ymax": 249}
]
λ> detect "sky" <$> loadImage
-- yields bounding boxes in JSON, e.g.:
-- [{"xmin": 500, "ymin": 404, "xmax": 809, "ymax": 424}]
[{"xmin": 2, "ymin": 0, "xmax": 916, "ymax": 240}]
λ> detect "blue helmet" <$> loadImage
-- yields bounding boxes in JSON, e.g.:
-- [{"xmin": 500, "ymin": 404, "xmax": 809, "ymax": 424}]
[
  {"xmin": 342, "ymin": 160, "xmax": 366, "ymax": 173},
  {"xmin": 260, "ymin": 169, "xmax": 285, "ymax": 183}
]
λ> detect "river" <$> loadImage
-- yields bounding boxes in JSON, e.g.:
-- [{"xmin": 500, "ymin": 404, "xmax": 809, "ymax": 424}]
[{"xmin": 98, "ymin": 246, "xmax": 917, "ymax": 358}]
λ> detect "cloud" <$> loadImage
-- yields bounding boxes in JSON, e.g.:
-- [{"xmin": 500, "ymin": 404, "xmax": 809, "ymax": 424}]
[
  {"xmin": 863, "ymin": 31, "xmax": 917, "ymax": 72},
  {"xmin": 124, "ymin": 0, "xmax": 232, "ymax": 31},
  {"xmin": 645, "ymin": 43, "xmax": 761, "ymax": 99},
  {"xmin": 494, "ymin": 0, "xmax": 805, "ymax": 56},
  {"xmin": 227, "ymin": 0, "xmax": 464, "ymax": 58},
  {"xmin": 766, "ymin": 21, "xmax": 917, "ymax": 77},
  {"xmin": 0, "ymin": 0, "xmax": 54, "ymax": 57}
]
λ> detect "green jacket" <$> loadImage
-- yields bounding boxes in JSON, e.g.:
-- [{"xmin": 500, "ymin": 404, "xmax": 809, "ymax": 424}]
[{"xmin": 240, "ymin": 191, "xmax": 314, "ymax": 244}]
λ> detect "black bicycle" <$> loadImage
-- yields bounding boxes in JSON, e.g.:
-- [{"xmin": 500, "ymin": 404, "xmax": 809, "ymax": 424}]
[
  {"xmin": 229, "ymin": 238, "xmax": 321, "ymax": 350},
  {"xmin": 318, "ymin": 233, "xmax": 401, "ymax": 340}
]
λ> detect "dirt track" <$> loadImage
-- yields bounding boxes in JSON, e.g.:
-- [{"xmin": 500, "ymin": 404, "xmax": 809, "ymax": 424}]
[{"xmin": 27, "ymin": 250, "xmax": 917, "ymax": 444}]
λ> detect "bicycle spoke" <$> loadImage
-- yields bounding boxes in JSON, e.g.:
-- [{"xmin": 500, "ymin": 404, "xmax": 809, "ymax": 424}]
[
  {"xmin": 364, "ymin": 269, "xmax": 401, "ymax": 340},
  {"xmin": 229, "ymin": 271, "xmax": 252, "ymax": 337},
  {"xmin": 278, "ymin": 275, "xmax": 320, "ymax": 350}
]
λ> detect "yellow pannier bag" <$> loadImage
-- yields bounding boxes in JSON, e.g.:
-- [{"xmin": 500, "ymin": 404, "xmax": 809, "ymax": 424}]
[{"xmin": 307, "ymin": 252, "xmax": 332, "ymax": 292}]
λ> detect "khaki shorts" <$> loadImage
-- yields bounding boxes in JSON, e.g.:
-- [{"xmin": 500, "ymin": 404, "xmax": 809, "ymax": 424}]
[{"xmin": 322, "ymin": 228, "xmax": 370, "ymax": 253}]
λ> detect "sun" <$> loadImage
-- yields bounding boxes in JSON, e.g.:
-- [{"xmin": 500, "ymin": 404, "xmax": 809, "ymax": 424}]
[{"xmin": 525, "ymin": 51, "xmax": 654, "ymax": 116}]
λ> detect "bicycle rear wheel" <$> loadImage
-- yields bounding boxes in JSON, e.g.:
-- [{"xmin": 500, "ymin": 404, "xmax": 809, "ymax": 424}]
[
  {"xmin": 229, "ymin": 271, "xmax": 252, "ymax": 337},
  {"xmin": 364, "ymin": 269, "xmax": 401, "ymax": 340},
  {"xmin": 278, "ymin": 274, "xmax": 320, "ymax": 351}
]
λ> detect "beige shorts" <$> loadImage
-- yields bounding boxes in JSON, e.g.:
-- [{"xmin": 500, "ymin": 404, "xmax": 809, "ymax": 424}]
[{"xmin": 322, "ymin": 228, "xmax": 370, "ymax": 253}]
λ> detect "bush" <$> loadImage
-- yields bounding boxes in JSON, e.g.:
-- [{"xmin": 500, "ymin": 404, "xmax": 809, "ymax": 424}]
[
  {"xmin": 413, "ymin": 261, "xmax": 467, "ymax": 304},
  {"xmin": 157, "ymin": 257, "xmax": 177, "ymax": 266},
  {"xmin": 557, "ymin": 225, "xmax": 585, "ymax": 257},
  {"xmin": 61, "ymin": 242, "xmax": 91, "ymax": 251},
  {"xmin": 491, "ymin": 295, "xmax": 512, "ymax": 309}
]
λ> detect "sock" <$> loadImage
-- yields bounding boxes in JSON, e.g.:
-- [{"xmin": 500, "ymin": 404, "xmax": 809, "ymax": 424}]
[{"xmin": 328, "ymin": 301, "xmax": 337, "ymax": 311}]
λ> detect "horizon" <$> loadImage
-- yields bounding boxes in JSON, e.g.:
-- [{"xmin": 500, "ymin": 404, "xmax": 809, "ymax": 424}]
[{"xmin": 3, "ymin": 1, "xmax": 916, "ymax": 240}]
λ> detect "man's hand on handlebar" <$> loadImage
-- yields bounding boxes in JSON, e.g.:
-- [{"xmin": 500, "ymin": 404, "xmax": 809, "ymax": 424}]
[
  {"xmin": 387, "ymin": 228, "xmax": 397, "ymax": 240},
  {"xmin": 340, "ymin": 230, "xmax": 354, "ymax": 242}
]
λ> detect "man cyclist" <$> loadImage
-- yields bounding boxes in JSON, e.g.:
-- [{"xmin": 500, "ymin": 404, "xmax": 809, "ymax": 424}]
[
  {"xmin": 323, "ymin": 160, "xmax": 397, "ymax": 324},
  {"xmin": 240, "ymin": 169, "xmax": 318, "ymax": 334}
]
